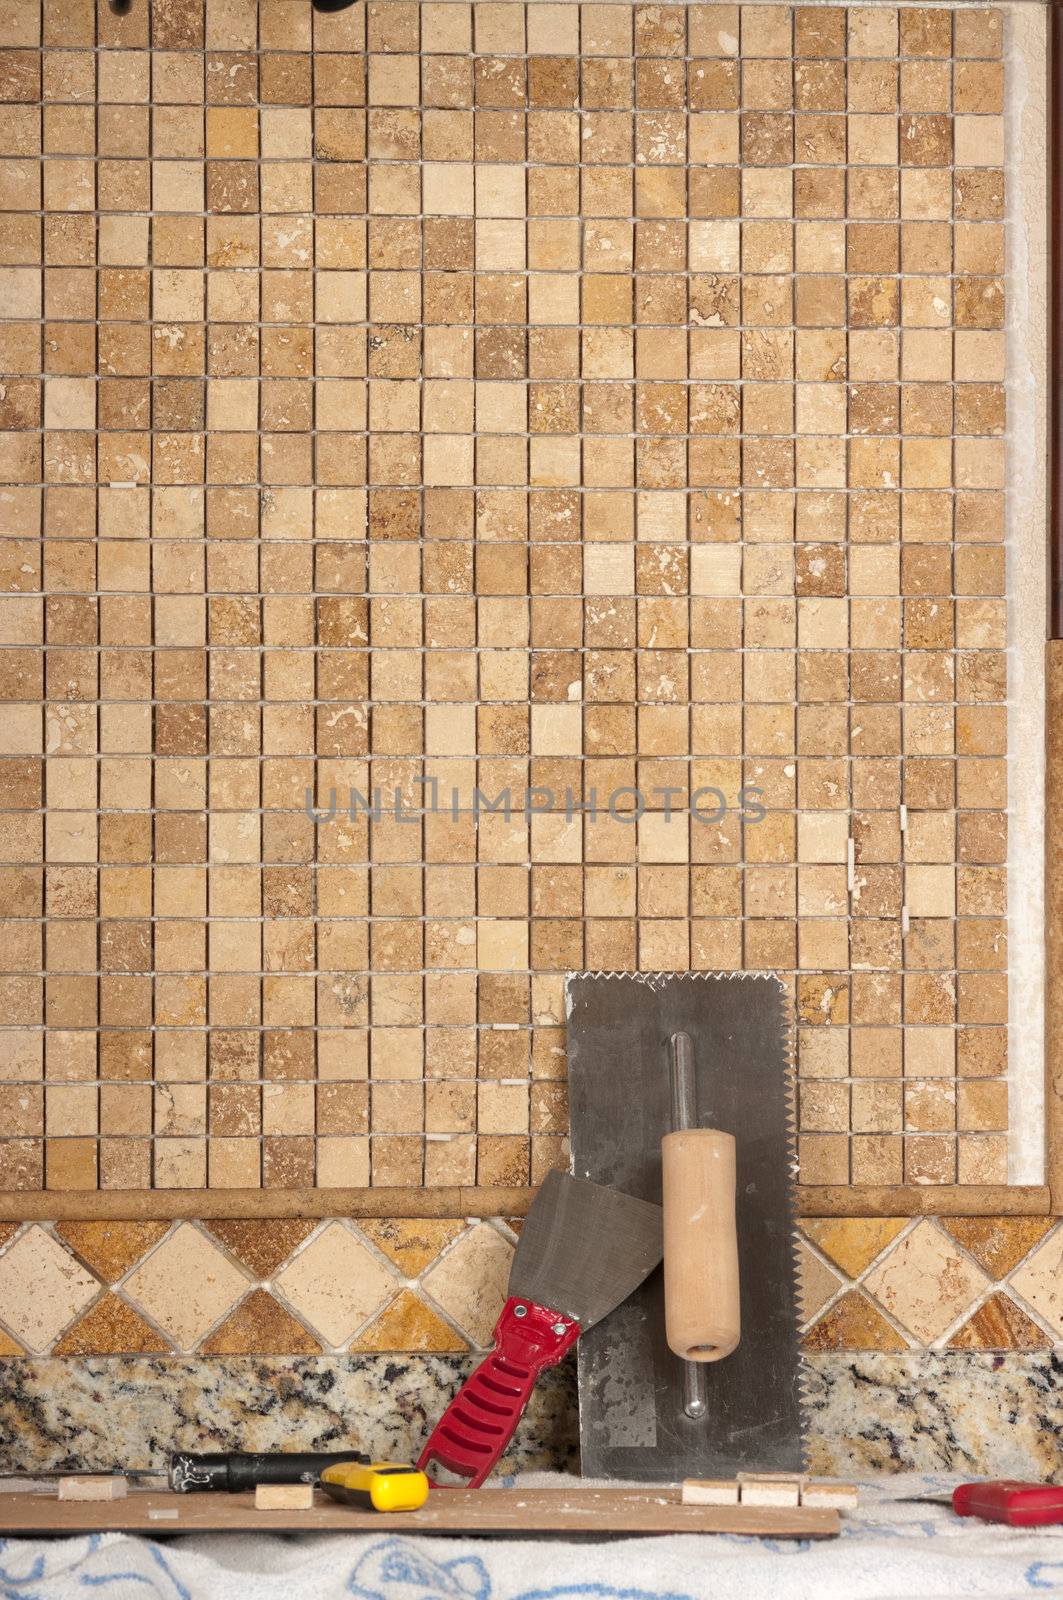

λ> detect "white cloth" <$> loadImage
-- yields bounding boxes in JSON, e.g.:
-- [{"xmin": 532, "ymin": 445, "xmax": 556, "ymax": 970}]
[{"xmin": 0, "ymin": 1474, "xmax": 1061, "ymax": 1600}]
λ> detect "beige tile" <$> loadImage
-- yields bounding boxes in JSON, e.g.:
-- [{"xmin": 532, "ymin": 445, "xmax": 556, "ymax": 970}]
[
  {"xmin": 122, "ymin": 1225, "xmax": 249, "ymax": 1350},
  {"xmin": 863, "ymin": 1221, "xmax": 990, "ymax": 1344},
  {"xmin": 273, "ymin": 1222, "xmax": 398, "ymax": 1346},
  {"xmin": 796, "ymin": 1239, "xmax": 844, "ymax": 1325},
  {"xmin": 420, "ymin": 1222, "xmax": 514, "ymax": 1348},
  {"xmin": 0, "ymin": 1227, "xmax": 99, "ymax": 1352},
  {"xmin": 1009, "ymin": 1228, "xmax": 1063, "ymax": 1338}
]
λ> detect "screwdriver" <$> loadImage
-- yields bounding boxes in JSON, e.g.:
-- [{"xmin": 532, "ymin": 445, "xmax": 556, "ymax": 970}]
[
  {"xmin": 904, "ymin": 1481, "xmax": 1063, "ymax": 1527},
  {"xmin": 167, "ymin": 1450, "xmax": 370, "ymax": 1493}
]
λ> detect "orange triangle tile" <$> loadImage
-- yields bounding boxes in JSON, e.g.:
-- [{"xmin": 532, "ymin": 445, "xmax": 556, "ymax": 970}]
[
  {"xmin": 941, "ymin": 1218, "xmax": 1056, "ymax": 1281},
  {"xmin": 53, "ymin": 1295, "xmax": 171, "ymax": 1356},
  {"xmin": 946, "ymin": 1292, "xmax": 1051, "ymax": 1351},
  {"xmin": 357, "ymin": 1220, "xmax": 466, "ymax": 1279},
  {"xmin": 350, "ymin": 1290, "xmax": 468, "ymax": 1353},
  {"xmin": 799, "ymin": 1218, "xmax": 908, "ymax": 1280},
  {"xmin": 204, "ymin": 1221, "xmax": 317, "ymax": 1280},
  {"xmin": 0, "ymin": 1325, "xmax": 23, "ymax": 1355},
  {"xmin": 55, "ymin": 1222, "xmax": 169, "ymax": 1285},
  {"xmin": 803, "ymin": 1290, "xmax": 906, "ymax": 1352},
  {"xmin": 0, "ymin": 1224, "xmax": 19, "ymax": 1254},
  {"xmin": 199, "ymin": 1290, "xmax": 321, "ymax": 1355}
]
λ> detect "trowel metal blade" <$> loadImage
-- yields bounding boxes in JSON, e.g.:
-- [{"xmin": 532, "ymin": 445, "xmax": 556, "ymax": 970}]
[
  {"xmin": 509, "ymin": 1169, "xmax": 664, "ymax": 1330},
  {"xmin": 567, "ymin": 972, "xmax": 806, "ymax": 1482}
]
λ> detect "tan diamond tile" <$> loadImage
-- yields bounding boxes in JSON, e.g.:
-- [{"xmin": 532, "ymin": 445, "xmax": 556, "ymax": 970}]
[
  {"xmin": 1010, "ymin": 1227, "xmax": 1063, "ymax": 1336},
  {"xmin": 351, "ymin": 1290, "xmax": 468, "ymax": 1352},
  {"xmin": 798, "ymin": 1218, "xmax": 907, "ymax": 1279},
  {"xmin": 56, "ymin": 1222, "xmax": 170, "ymax": 1285},
  {"xmin": 199, "ymin": 1289, "xmax": 321, "ymax": 1355},
  {"xmin": 0, "ymin": 1227, "xmax": 99, "ymax": 1352},
  {"xmin": 946, "ymin": 1292, "xmax": 1051, "ymax": 1352},
  {"xmin": 942, "ymin": 1217, "xmax": 1055, "ymax": 1280},
  {"xmin": 123, "ymin": 1224, "xmax": 250, "ymax": 1351},
  {"xmin": 359, "ymin": 1219, "xmax": 467, "ymax": 1278},
  {"xmin": 863, "ymin": 1221, "xmax": 990, "ymax": 1344},
  {"xmin": 273, "ymin": 1222, "xmax": 398, "ymax": 1346},
  {"xmin": 802, "ymin": 1290, "xmax": 907, "ymax": 1352},
  {"xmin": 53, "ymin": 1295, "xmax": 172, "ymax": 1356},
  {"xmin": 420, "ymin": 1222, "xmax": 513, "ymax": 1348},
  {"xmin": 796, "ymin": 1239, "xmax": 843, "ymax": 1325}
]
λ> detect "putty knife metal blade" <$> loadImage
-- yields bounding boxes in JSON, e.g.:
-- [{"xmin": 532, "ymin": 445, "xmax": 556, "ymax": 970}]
[
  {"xmin": 419, "ymin": 1170, "xmax": 663, "ymax": 1487},
  {"xmin": 567, "ymin": 972, "xmax": 806, "ymax": 1482},
  {"xmin": 510, "ymin": 1169, "xmax": 664, "ymax": 1327}
]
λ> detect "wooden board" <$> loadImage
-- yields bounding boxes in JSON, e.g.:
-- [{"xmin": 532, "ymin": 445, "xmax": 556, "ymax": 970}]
[{"xmin": 0, "ymin": 1487, "xmax": 840, "ymax": 1540}]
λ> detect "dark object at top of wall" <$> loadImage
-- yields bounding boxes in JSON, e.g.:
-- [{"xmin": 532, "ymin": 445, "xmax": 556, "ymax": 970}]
[{"xmin": 107, "ymin": 0, "xmax": 357, "ymax": 12}]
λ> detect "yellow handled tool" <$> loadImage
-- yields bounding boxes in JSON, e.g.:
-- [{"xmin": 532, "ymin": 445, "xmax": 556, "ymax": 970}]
[{"xmin": 319, "ymin": 1461, "xmax": 429, "ymax": 1513}]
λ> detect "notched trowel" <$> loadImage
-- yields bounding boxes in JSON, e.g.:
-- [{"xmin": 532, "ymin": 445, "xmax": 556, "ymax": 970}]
[{"xmin": 566, "ymin": 972, "xmax": 807, "ymax": 1482}]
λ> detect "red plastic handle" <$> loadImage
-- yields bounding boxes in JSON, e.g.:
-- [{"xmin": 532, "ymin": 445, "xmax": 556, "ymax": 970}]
[
  {"xmin": 418, "ymin": 1296, "xmax": 581, "ymax": 1488},
  {"xmin": 953, "ymin": 1481, "xmax": 1063, "ymax": 1526}
]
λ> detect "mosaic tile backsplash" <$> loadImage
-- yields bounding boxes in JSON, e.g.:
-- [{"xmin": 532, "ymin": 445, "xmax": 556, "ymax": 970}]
[{"xmin": 0, "ymin": 0, "xmax": 1012, "ymax": 1200}]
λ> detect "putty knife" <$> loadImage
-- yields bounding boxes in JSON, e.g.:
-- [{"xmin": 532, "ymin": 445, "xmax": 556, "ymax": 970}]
[
  {"xmin": 418, "ymin": 1170, "xmax": 663, "ymax": 1487},
  {"xmin": 567, "ymin": 972, "xmax": 806, "ymax": 1482}
]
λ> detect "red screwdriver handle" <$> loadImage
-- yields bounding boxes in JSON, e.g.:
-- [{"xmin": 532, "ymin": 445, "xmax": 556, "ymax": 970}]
[
  {"xmin": 418, "ymin": 1296, "xmax": 581, "ymax": 1488},
  {"xmin": 953, "ymin": 1481, "xmax": 1063, "ymax": 1526}
]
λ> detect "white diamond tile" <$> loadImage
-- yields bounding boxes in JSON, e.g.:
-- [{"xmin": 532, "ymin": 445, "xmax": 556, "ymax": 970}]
[
  {"xmin": 273, "ymin": 1222, "xmax": 398, "ymax": 1347},
  {"xmin": 0, "ymin": 1227, "xmax": 99, "ymax": 1352},
  {"xmin": 122, "ymin": 1224, "xmax": 250, "ymax": 1350}
]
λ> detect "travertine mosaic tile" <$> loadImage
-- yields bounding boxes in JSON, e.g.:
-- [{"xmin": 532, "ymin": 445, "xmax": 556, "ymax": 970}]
[
  {"xmin": 0, "ymin": 1212, "xmax": 1060, "ymax": 1356},
  {"xmin": 0, "ymin": 0, "xmax": 1011, "ymax": 1194}
]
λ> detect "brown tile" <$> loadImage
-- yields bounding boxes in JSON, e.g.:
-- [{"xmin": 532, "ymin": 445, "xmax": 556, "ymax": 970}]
[
  {"xmin": 358, "ymin": 1219, "xmax": 467, "ymax": 1277},
  {"xmin": 204, "ymin": 1220, "xmax": 318, "ymax": 1279},
  {"xmin": 941, "ymin": 1217, "xmax": 1056, "ymax": 1280},
  {"xmin": 803, "ymin": 1290, "xmax": 907, "ymax": 1352},
  {"xmin": 53, "ymin": 1295, "xmax": 172, "ymax": 1356},
  {"xmin": 199, "ymin": 1289, "xmax": 322, "ymax": 1355},
  {"xmin": 351, "ymin": 1289, "xmax": 468, "ymax": 1352},
  {"xmin": 0, "ymin": 0, "xmax": 1023, "ymax": 1265},
  {"xmin": 946, "ymin": 1293, "xmax": 1051, "ymax": 1352},
  {"xmin": 55, "ymin": 1222, "xmax": 170, "ymax": 1284},
  {"xmin": 799, "ymin": 1217, "xmax": 908, "ymax": 1278}
]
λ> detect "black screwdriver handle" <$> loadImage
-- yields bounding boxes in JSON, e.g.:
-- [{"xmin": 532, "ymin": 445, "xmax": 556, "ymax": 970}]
[{"xmin": 169, "ymin": 1450, "xmax": 368, "ymax": 1493}]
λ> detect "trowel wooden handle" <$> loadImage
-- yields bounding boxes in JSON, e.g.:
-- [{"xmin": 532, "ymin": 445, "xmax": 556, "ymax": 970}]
[{"xmin": 662, "ymin": 1128, "xmax": 740, "ymax": 1363}]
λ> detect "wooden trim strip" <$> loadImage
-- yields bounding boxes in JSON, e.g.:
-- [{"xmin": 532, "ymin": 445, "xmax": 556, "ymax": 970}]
[
  {"xmin": 1051, "ymin": 0, "xmax": 1062, "ymax": 639},
  {"xmin": 0, "ymin": 1183, "xmax": 1054, "ymax": 1222},
  {"xmin": 1047, "ymin": 643, "xmax": 1063, "ymax": 1213},
  {"xmin": 797, "ymin": 1185, "xmax": 1052, "ymax": 1218},
  {"xmin": 0, "ymin": 1187, "xmax": 536, "ymax": 1222}
]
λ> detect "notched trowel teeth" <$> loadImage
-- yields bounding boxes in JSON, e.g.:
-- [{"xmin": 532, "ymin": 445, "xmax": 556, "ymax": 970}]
[{"xmin": 779, "ymin": 989, "xmax": 810, "ymax": 1469}]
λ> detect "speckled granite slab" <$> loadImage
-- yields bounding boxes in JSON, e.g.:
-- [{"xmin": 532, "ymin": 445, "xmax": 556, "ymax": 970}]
[
  {"xmin": 0, "ymin": 1355, "xmax": 1060, "ymax": 1479},
  {"xmin": 0, "ymin": 1356, "xmax": 576, "ymax": 1476}
]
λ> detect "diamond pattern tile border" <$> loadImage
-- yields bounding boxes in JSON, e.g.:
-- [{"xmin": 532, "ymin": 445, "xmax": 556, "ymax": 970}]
[{"xmin": 0, "ymin": 1213, "xmax": 1060, "ymax": 1355}]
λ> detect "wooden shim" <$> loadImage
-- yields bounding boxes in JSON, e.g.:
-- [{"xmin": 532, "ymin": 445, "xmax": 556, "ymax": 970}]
[
  {"xmin": 0, "ymin": 1488, "xmax": 840, "ymax": 1540},
  {"xmin": 737, "ymin": 1474, "xmax": 804, "ymax": 1509},
  {"xmin": 681, "ymin": 1480, "xmax": 739, "ymax": 1507},
  {"xmin": 254, "ymin": 1483, "xmax": 314, "ymax": 1511},
  {"xmin": 57, "ymin": 1477, "xmax": 127, "ymax": 1502},
  {"xmin": 803, "ymin": 1485, "xmax": 859, "ymax": 1511}
]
